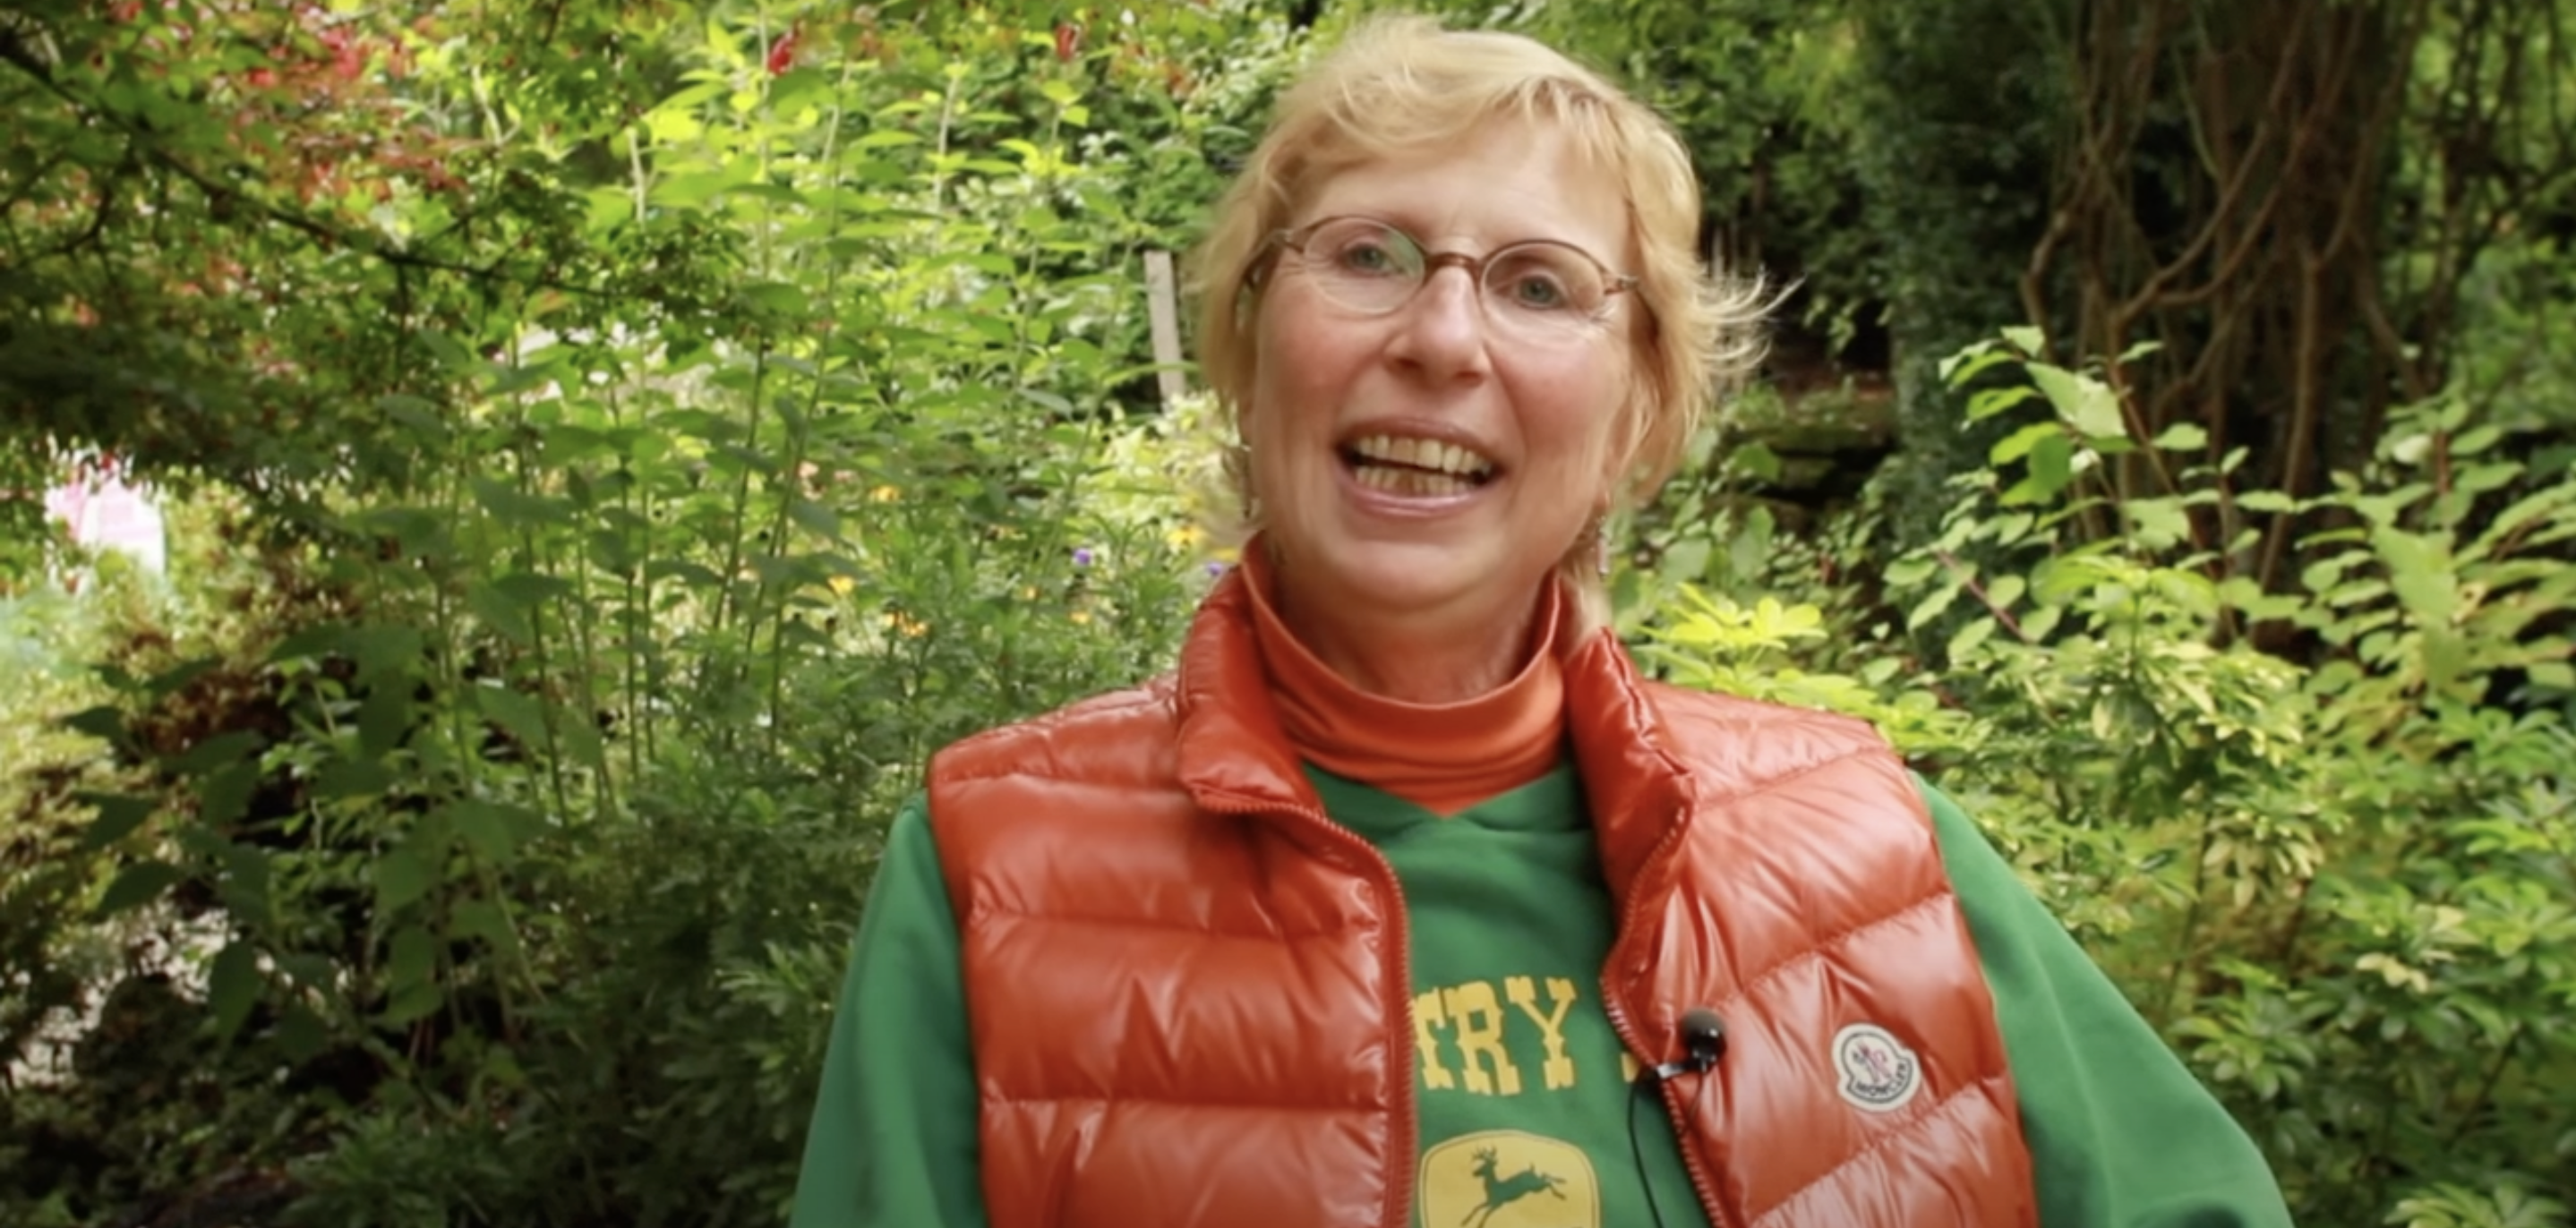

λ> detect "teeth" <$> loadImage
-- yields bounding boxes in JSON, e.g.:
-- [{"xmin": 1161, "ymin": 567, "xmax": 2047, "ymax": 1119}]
[
  {"xmin": 1348, "ymin": 434, "xmax": 1494, "ymax": 480},
  {"xmin": 1354, "ymin": 463, "xmax": 1472, "ymax": 497}
]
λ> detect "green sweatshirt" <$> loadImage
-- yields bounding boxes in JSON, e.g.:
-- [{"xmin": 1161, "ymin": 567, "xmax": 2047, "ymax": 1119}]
[{"xmin": 789, "ymin": 770, "xmax": 2291, "ymax": 1228}]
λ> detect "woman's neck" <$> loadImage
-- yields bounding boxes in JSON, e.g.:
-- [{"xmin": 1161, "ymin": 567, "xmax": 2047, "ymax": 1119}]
[
  {"xmin": 1239, "ymin": 546, "xmax": 1568, "ymax": 815},
  {"xmin": 1269, "ymin": 583, "xmax": 1537, "ymax": 704}
]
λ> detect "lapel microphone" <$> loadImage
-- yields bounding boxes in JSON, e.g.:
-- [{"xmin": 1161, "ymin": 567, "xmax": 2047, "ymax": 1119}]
[{"xmin": 1629, "ymin": 1006, "xmax": 1727, "ymax": 1228}]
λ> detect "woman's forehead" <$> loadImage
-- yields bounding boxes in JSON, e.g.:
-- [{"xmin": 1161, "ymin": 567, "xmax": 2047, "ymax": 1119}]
[{"xmin": 1296, "ymin": 124, "xmax": 1630, "ymax": 257}]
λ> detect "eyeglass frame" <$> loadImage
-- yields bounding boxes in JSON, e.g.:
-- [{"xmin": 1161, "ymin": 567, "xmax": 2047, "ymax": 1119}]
[{"xmin": 1246, "ymin": 215, "xmax": 1643, "ymax": 328}]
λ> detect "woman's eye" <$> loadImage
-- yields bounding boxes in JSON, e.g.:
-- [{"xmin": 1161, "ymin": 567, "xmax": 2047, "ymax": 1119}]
[
  {"xmin": 1338, "ymin": 241, "xmax": 1402, "ymax": 276},
  {"xmin": 1506, "ymin": 273, "xmax": 1570, "ymax": 310}
]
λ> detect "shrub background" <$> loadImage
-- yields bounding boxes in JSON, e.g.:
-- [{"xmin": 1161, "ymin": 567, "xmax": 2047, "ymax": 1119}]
[{"xmin": 3, "ymin": 3, "xmax": 2571, "ymax": 1226}]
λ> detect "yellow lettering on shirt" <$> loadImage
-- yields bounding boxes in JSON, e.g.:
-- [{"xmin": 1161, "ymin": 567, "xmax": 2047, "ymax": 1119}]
[
  {"xmin": 1412, "ymin": 990, "xmax": 1458, "ymax": 1091},
  {"xmin": 1441, "ymin": 981, "xmax": 1524, "ymax": 1096},
  {"xmin": 1505, "ymin": 976, "xmax": 1579, "ymax": 1090}
]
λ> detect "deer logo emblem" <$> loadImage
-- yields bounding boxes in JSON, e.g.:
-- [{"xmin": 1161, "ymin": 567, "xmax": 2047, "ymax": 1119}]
[
  {"xmin": 1419, "ymin": 1130, "xmax": 1598, "ymax": 1228},
  {"xmin": 1459, "ymin": 1146, "xmax": 1567, "ymax": 1228}
]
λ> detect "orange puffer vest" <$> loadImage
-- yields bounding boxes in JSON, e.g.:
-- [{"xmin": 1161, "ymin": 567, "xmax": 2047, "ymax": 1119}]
[{"xmin": 928, "ymin": 574, "xmax": 2036, "ymax": 1228}]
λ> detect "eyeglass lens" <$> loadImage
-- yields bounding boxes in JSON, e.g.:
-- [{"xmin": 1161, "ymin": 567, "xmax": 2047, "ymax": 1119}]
[{"xmin": 1292, "ymin": 218, "xmax": 1614, "ymax": 332}]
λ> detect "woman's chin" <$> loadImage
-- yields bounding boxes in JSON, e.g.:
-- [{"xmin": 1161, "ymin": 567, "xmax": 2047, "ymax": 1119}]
[{"xmin": 1292, "ymin": 539, "xmax": 1515, "ymax": 622}]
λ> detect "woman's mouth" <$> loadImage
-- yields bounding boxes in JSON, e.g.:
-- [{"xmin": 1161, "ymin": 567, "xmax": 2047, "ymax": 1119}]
[{"xmin": 1339, "ymin": 433, "xmax": 1498, "ymax": 498}]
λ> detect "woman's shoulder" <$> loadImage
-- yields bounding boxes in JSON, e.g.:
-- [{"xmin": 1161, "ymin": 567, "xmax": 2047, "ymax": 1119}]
[
  {"xmin": 928, "ymin": 670, "xmax": 1185, "ymax": 785},
  {"xmin": 1636, "ymin": 677, "xmax": 1884, "ymax": 746}
]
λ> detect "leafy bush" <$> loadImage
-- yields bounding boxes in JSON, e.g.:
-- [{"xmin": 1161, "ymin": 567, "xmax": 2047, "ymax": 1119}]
[
  {"xmin": 3, "ymin": 5, "xmax": 1236, "ymax": 1224},
  {"xmin": 1636, "ymin": 337, "xmax": 2576, "ymax": 1226}
]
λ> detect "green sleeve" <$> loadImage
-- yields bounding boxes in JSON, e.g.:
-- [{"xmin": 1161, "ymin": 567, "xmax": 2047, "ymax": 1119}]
[
  {"xmin": 1921, "ymin": 780, "xmax": 2294, "ymax": 1228},
  {"xmin": 790, "ymin": 794, "xmax": 991, "ymax": 1228}
]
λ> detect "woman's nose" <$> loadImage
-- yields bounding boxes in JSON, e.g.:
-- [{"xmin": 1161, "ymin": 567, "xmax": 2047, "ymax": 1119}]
[{"xmin": 1387, "ymin": 264, "xmax": 1492, "ymax": 375}]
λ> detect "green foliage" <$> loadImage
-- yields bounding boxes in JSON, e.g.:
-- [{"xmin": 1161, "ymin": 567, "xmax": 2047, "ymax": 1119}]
[
  {"xmin": 7, "ymin": 3, "xmax": 2574, "ymax": 1226},
  {"xmin": 1636, "ymin": 336, "xmax": 2576, "ymax": 1224},
  {"xmin": 3, "ymin": 3, "xmax": 1247, "ymax": 1224}
]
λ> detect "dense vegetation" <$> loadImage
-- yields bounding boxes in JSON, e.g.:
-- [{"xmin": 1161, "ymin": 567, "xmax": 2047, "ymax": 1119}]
[{"xmin": 4, "ymin": 2, "xmax": 2571, "ymax": 1225}]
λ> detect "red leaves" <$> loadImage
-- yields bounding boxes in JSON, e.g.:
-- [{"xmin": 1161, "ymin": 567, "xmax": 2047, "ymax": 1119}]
[
  {"xmin": 1052, "ymin": 22, "xmax": 1081, "ymax": 63},
  {"xmin": 766, "ymin": 24, "xmax": 799, "ymax": 76}
]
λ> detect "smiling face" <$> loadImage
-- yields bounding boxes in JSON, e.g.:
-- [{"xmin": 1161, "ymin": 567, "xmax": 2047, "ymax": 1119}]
[{"xmin": 1243, "ymin": 122, "xmax": 1640, "ymax": 661}]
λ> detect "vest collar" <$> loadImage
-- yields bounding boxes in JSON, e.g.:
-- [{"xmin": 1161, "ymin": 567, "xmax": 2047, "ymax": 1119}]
[
  {"xmin": 1173, "ymin": 565, "xmax": 1698, "ymax": 902},
  {"xmin": 1173, "ymin": 566, "xmax": 1325, "ymax": 814}
]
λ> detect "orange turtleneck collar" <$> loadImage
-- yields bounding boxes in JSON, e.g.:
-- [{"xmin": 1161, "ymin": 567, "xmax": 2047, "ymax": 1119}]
[{"xmin": 1239, "ymin": 543, "xmax": 1569, "ymax": 816}]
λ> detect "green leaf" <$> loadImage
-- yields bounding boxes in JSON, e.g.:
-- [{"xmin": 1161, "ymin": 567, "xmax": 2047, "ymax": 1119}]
[
  {"xmin": 445, "ymin": 800, "xmax": 539, "ymax": 866},
  {"xmin": 313, "ymin": 758, "xmax": 397, "ymax": 801},
  {"xmin": 196, "ymin": 761, "xmax": 261, "ymax": 826},
  {"xmin": 1729, "ymin": 441, "xmax": 1782, "ymax": 482},
  {"xmin": 1938, "ymin": 344, "xmax": 2016, "ymax": 388},
  {"xmin": 2000, "ymin": 325, "xmax": 2045, "ymax": 354},
  {"xmin": 467, "ymin": 583, "xmax": 535, "ymax": 645},
  {"xmin": 2151, "ymin": 422, "xmax": 2209, "ymax": 452},
  {"xmin": 475, "ymin": 684, "xmax": 552, "ymax": 753},
  {"xmin": 78, "ymin": 793, "xmax": 156, "ymax": 850},
  {"xmin": 470, "ymin": 477, "xmax": 569, "ymax": 527},
  {"xmin": 2026, "ymin": 363, "xmax": 2126, "ymax": 439},
  {"xmin": 346, "ymin": 625, "xmax": 425, "ymax": 688},
  {"xmin": 275, "ymin": 1005, "xmax": 329, "ymax": 1063},
  {"xmin": 2373, "ymin": 528, "xmax": 2459, "ymax": 627},
  {"xmin": 63, "ymin": 705, "xmax": 127, "ymax": 745},
  {"xmin": 358, "ymin": 686, "xmax": 412, "ymax": 760},
  {"xmin": 2127, "ymin": 499, "xmax": 2192, "ymax": 549},
  {"xmin": 1947, "ymin": 617, "xmax": 1997, "ymax": 661},
  {"xmin": 208, "ymin": 942, "xmax": 262, "ymax": 1042},
  {"xmin": 492, "ymin": 571, "xmax": 578, "ymax": 608},
  {"xmin": 372, "ymin": 849, "xmax": 440, "ymax": 916},
  {"xmin": 172, "ymin": 729, "xmax": 263, "ymax": 775},
  {"xmin": 1985, "ymin": 576, "xmax": 2027, "ymax": 611},
  {"xmin": 2449, "ymin": 424, "xmax": 2502, "ymax": 456},
  {"xmin": 217, "ymin": 841, "xmax": 271, "ymax": 917},
  {"xmin": 787, "ymin": 498, "xmax": 843, "ymax": 541},
  {"xmin": 1882, "ymin": 557, "xmax": 1938, "ymax": 588},
  {"xmin": 1991, "ymin": 422, "xmax": 2062, "ymax": 465},
  {"xmin": 98, "ymin": 860, "xmax": 184, "ymax": 916},
  {"xmin": 448, "ymin": 899, "xmax": 520, "ymax": 955},
  {"xmin": 267, "ymin": 626, "xmax": 347, "ymax": 665},
  {"xmin": 381, "ymin": 925, "xmax": 442, "ymax": 1027},
  {"xmin": 143, "ymin": 657, "xmax": 221, "ymax": 702},
  {"xmin": 1907, "ymin": 582, "xmax": 1964, "ymax": 632},
  {"xmin": 2005, "ymin": 434, "xmax": 2076, "ymax": 505}
]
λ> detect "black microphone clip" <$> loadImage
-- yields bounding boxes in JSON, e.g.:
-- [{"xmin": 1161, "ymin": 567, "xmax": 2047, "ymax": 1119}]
[{"xmin": 1641, "ymin": 1006, "xmax": 1727, "ymax": 1082}]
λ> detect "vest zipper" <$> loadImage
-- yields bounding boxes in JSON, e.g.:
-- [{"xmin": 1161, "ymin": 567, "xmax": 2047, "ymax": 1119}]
[
  {"xmin": 1198, "ymin": 794, "xmax": 1418, "ymax": 1228},
  {"xmin": 1601, "ymin": 825, "xmax": 1732, "ymax": 1228}
]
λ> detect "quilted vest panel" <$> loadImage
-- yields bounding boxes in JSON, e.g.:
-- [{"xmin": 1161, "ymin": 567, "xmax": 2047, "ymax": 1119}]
[{"xmin": 1599, "ymin": 680, "xmax": 2037, "ymax": 1228}]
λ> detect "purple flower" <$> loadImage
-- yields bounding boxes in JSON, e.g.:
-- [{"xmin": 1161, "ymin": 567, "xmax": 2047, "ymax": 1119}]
[
  {"xmin": 1072, "ymin": 547, "xmax": 1096, "ymax": 567},
  {"xmin": 1204, "ymin": 560, "xmax": 1228, "ymax": 576}
]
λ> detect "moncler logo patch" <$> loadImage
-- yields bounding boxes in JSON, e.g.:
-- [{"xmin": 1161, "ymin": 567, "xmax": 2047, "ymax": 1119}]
[{"xmin": 1832, "ymin": 1023, "xmax": 1921, "ymax": 1113}]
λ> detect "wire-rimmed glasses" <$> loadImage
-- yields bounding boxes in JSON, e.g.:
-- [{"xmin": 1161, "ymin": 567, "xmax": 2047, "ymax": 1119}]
[{"xmin": 1258, "ymin": 216, "xmax": 1639, "ymax": 343}]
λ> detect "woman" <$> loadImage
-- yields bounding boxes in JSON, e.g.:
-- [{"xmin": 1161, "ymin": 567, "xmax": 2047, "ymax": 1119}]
[{"xmin": 792, "ymin": 17, "xmax": 2291, "ymax": 1228}]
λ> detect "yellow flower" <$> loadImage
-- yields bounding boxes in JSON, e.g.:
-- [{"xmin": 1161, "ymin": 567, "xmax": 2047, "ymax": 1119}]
[
  {"xmin": 869, "ymin": 485, "xmax": 901, "ymax": 503},
  {"xmin": 1068, "ymin": 609, "xmax": 1091, "ymax": 626}
]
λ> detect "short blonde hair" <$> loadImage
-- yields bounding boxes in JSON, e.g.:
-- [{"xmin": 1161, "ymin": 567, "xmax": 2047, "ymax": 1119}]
[{"xmin": 1189, "ymin": 15, "xmax": 1768, "ymax": 610}]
